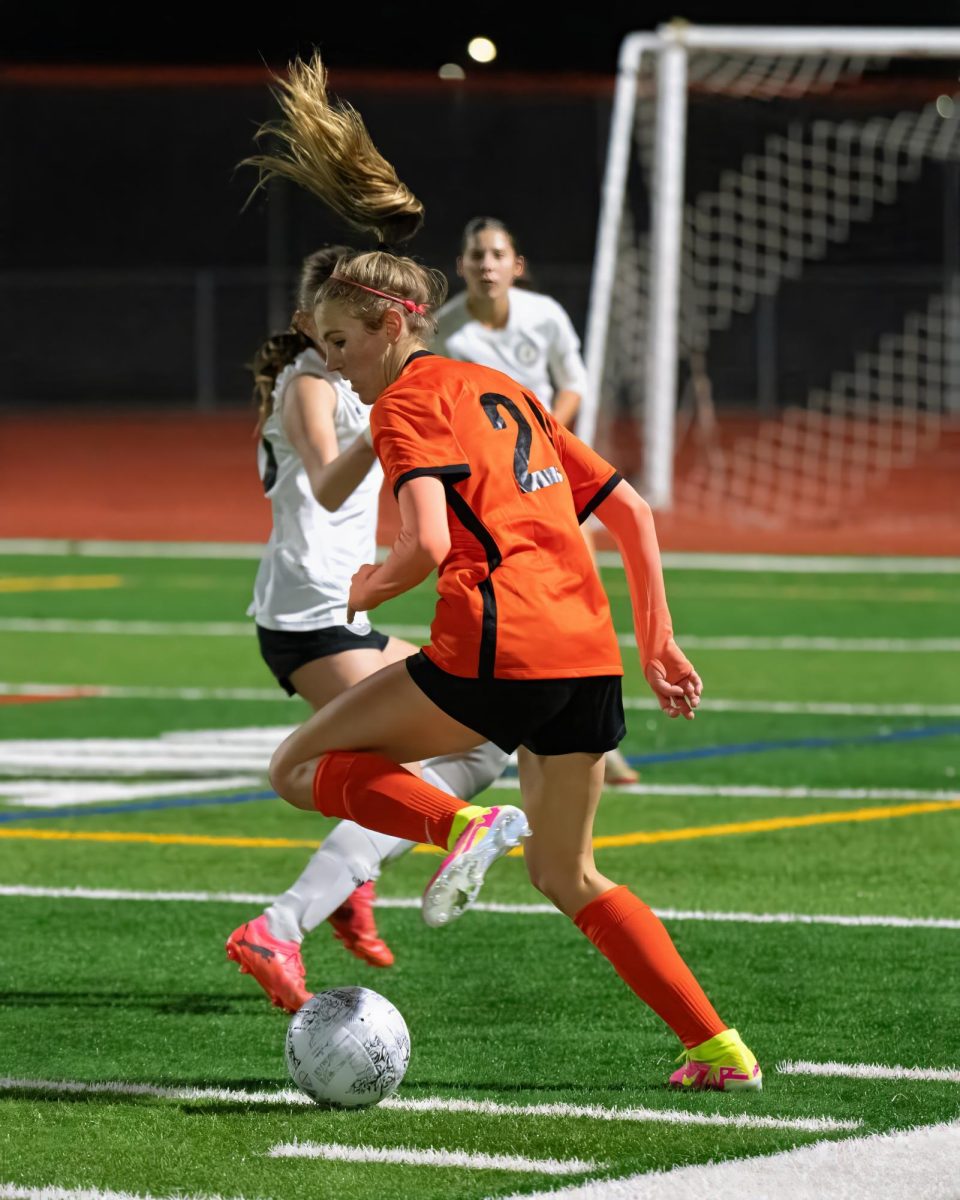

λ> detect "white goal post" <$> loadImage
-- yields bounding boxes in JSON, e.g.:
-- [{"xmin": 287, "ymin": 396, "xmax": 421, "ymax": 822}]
[{"xmin": 583, "ymin": 25, "xmax": 960, "ymax": 515}]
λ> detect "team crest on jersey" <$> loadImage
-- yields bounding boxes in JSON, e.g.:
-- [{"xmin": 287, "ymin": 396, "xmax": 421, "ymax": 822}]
[{"xmin": 515, "ymin": 338, "xmax": 539, "ymax": 366}]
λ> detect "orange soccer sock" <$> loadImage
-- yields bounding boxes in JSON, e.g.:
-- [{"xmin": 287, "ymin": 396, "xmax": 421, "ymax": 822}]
[
  {"xmin": 574, "ymin": 885, "xmax": 726, "ymax": 1049},
  {"xmin": 312, "ymin": 751, "xmax": 468, "ymax": 848}
]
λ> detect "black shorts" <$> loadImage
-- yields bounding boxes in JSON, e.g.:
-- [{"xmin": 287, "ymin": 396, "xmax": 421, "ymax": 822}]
[
  {"xmin": 257, "ymin": 624, "xmax": 390, "ymax": 696},
  {"xmin": 406, "ymin": 650, "xmax": 626, "ymax": 756}
]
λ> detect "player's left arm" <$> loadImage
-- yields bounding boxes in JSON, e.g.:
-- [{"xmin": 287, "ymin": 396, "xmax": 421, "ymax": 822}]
[
  {"xmin": 593, "ymin": 479, "xmax": 701, "ymax": 720},
  {"xmin": 551, "ymin": 388, "xmax": 581, "ymax": 429},
  {"xmin": 546, "ymin": 302, "xmax": 588, "ymax": 429}
]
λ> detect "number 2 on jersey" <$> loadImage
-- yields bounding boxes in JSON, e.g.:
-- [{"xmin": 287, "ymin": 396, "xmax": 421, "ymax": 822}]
[{"xmin": 479, "ymin": 393, "xmax": 563, "ymax": 494}]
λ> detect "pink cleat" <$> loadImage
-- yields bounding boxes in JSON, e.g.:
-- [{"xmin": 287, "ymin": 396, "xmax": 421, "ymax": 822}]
[
  {"xmin": 225, "ymin": 915, "xmax": 311, "ymax": 1013},
  {"xmin": 669, "ymin": 1028, "xmax": 763, "ymax": 1092},
  {"xmin": 422, "ymin": 804, "xmax": 530, "ymax": 928},
  {"xmin": 328, "ymin": 881, "xmax": 395, "ymax": 968}
]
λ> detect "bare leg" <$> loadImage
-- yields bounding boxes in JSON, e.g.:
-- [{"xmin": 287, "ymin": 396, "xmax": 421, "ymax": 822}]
[
  {"xmin": 270, "ymin": 660, "xmax": 486, "ymax": 811},
  {"xmin": 517, "ymin": 749, "xmax": 727, "ymax": 1049},
  {"xmin": 518, "ymin": 749, "xmax": 616, "ymax": 915}
]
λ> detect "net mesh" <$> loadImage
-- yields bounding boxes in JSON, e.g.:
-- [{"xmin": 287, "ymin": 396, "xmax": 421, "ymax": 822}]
[{"xmin": 599, "ymin": 49, "xmax": 960, "ymax": 528}]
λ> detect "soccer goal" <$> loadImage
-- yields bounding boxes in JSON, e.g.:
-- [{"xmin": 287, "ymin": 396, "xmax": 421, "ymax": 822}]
[{"xmin": 584, "ymin": 25, "xmax": 960, "ymax": 526}]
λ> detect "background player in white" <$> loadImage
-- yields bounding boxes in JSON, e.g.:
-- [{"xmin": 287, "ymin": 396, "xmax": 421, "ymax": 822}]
[
  {"xmin": 433, "ymin": 217, "xmax": 638, "ymax": 785},
  {"xmin": 227, "ymin": 246, "xmax": 508, "ymax": 1011}
]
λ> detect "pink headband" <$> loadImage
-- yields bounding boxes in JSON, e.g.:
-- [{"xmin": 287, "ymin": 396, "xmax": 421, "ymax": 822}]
[{"xmin": 328, "ymin": 275, "xmax": 428, "ymax": 315}]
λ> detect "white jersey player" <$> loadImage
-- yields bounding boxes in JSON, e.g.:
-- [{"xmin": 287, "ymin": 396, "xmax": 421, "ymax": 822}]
[
  {"xmin": 432, "ymin": 218, "xmax": 638, "ymax": 786},
  {"xmin": 434, "ymin": 285, "xmax": 587, "ymax": 421},
  {"xmin": 250, "ymin": 344, "xmax": 382, "ymax": 637},
  {"xmin": 228, "ymin": 246, "xmax": 509, "ymax": 1012}
]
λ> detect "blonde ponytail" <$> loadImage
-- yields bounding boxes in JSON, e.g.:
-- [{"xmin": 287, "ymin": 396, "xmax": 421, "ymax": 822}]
[{"xmin": 244, "ymin": 55, "xmax": 423, "ymax": 247}]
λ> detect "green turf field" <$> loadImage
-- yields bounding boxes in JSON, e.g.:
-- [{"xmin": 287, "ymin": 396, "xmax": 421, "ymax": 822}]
[{"xmin": 0, "ymin": 549, "xmax": 957, "ymax": 1198}]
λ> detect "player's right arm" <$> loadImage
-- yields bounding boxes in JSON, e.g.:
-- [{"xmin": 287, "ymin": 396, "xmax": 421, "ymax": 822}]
[
  {"xmin": 345, "ymin": 382, "xmax": 467, "ymax": 621},
  {"xmin": 282, "ymin": 375, "xmax": 377, "ymax": 511}
]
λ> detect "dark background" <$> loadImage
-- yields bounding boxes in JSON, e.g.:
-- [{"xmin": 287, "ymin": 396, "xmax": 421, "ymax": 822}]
[{"xmin": 3, "ymin": 4, "xmax": 959, "ymax": 410}]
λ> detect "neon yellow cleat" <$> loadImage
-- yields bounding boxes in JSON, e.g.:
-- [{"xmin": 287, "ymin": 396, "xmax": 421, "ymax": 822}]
[{"xmin": 670, "ymin": 1028, "xmax": 762, "ymax": 1092}]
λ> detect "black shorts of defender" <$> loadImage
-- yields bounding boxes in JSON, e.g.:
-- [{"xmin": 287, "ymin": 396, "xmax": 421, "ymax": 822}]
[
  {"xmin": 257, "ymin": 624, "xmax": 390, "ymax": 697},
  {"xmin": 406, "ymin": 650, "xmax": 626, "ymax": 756}
]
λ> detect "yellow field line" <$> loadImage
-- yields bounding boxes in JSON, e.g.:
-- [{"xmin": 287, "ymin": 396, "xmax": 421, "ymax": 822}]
[
  {"xmin": 584, "ymin": 802, "xmax": 958, "ymax": 850},
  {"xmin": 0, "ymin": 801, "xmax": 954, "ymax": 854},
  {"xmin": 0, "ymin": 575, "xmax": 123, "ymax": 594}
]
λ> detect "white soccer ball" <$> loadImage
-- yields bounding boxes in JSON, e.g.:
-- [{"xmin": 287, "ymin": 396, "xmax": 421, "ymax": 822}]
[{"xmin": 285, "ymin": 986, "xmax": 411, "ymax": 1108}]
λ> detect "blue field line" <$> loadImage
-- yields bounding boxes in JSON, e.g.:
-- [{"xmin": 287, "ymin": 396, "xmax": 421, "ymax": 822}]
[
  {"xmin": 629, "ymin": 722, "xmax": 960, "ymax": 766},
  {"xmin": 0, "ymin": 722, "xmax": 957, "ymax": 825},
  {"xmin": 0, "ymin": 790, "xmax": 276, "ymax": 824}
]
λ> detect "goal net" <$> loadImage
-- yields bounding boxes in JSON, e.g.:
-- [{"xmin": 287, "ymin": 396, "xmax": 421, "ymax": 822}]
[{"xmin": 586, "ymin": 27, "xmax": 960, "ymax": 531}]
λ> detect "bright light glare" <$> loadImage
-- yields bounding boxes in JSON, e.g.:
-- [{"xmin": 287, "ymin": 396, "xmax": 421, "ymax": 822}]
[
  {"xmin": 936, "ymin": 94, "xmax": 955, "ymax": 118},
  {"xmin": 438, "ymin": 63, "xmax": 466, "ymax": 80},
  {"xmin": 467, "ymin": 37, "xmax": 497, "ymax": 64}
]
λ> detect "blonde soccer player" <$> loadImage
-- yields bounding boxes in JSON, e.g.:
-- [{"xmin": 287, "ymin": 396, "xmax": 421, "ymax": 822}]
[
  {"xmin": 226, "ymin": 245, "xmax": 508, "ymax": 1011},
  {"xmin": 433, "ymin": 218, "xmax": 637, "ymax": 785},
  {"xmin": 246, "ymin": 53, "xmax": 762, "ymax": 1092}
]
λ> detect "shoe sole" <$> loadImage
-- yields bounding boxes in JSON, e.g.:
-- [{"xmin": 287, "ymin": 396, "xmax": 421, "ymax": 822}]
[
  {"xmin": 421, "ymin": 807, "xmax": 530, "ymax": 929},
  {"xmin": 670, "ymin": 1069, "xmax": 763, "ymax": 1093}
]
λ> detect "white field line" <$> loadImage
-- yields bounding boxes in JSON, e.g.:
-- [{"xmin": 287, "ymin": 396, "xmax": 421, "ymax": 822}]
[
  {"xmin": 5, "ymin": 727, "xmax": 958, "ymax": 787},
  {"xmin": 0, "ymin": 733, "xmax": 281, "ymax": 775},
  {"xmin": 778, "ymin": 1060, "xmax": 960, "ymax": 1084},
  {"xmin": 267, "ymin": 1141, "xmax": 601, "ymax": 1174},
  {"xmin": 0, "ymin": 777, "xmax": 262, "ymax": 808},
  {"xmin": 0, "ymin": 683, "xmax": 288, "ymax": 703},
  {"xmin": 379, "ymin": 1094, "xmax": 858, "ymax": 1132},
  {"xmin": 492, "ymin": 780, "xmax": 960, "ymax": 803},
  {"xmin": 496, "ymin": 1118, "xmax": 960, "ymax": 1200},
  {"xmin": 4, "ymin": 682, "xmax": 960, "ymax": 720},
  {"xmin": 0, "ymin": 1078, "xmax": 858, "ymax": 1132},
  {"xmin": 2, "ymin": 887, "xmax": 957, "ymax": 931},
  {"xmin": 0, "ymin": 1187, "xmax": 248, "ymax": 1200},
  {"xmin": 0, "ymin": 539, "xmax": 266, "ymax": 561},
  {"xmin": 2, "ymin": 618, "xmax": 957, "ymax": 654},
  {"xmin": 3, "ymin": 539, "xmax": 959, "ymax": 573}
]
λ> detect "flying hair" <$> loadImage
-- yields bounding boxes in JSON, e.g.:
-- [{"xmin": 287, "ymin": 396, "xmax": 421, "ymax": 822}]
[
  {"xmin": 243, "ymin": 53, "xmax": 446, "ymax": 335},
  {"xmin": 243, "ymin": 54, "xmax": 424, "ymax": 247}
]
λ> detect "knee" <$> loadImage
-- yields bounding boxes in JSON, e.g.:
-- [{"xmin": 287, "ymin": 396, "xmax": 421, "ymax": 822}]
[
  {"xmin": 525, "ymin": 858, "xmax": 567, "ymax": 911},
  {"xmin": 525, "ymin": 858, "xmax": 601, "ymax": 919},
  {"xmin": 268, "ymin": 744, "xmax": 310, "ymax": 810},
  {"xmin": 267, "ymin": 745, "xmax": 291, "ymax": 799}
]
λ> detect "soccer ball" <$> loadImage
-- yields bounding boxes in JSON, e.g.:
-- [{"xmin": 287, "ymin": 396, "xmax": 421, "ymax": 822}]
[{"xmin": 285, "ymin": 986, "xmax": 411, "ymax": 1108}]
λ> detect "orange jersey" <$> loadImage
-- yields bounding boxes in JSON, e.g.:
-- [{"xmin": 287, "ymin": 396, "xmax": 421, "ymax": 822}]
[{"xmin": 370, "ymin": 352, "xmax": 623, "ymax": 680}]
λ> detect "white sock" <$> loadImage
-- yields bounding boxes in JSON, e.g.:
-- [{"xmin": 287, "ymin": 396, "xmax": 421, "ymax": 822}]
[{"xmin": 266, "ymin": 822, "xmax": 411, "ymax": 937}]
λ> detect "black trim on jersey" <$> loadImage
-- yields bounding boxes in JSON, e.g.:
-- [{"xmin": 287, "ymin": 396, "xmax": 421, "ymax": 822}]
[
  {"xmin": 443, "ymin": 483, "xmax": 502, "ymax": 679},
  {"xmin": 394, "ymin": 463, "xmax": 471, "ymax": 499},
  {"xmin": 261, "ymin": 437, "xmax": 278, "ymax": 495},
  {"xmin": 403, "ymin": 350, "xmax": 435, "ymax": 369},
  {"xmin": 576, "ymin": 471, "xmax": 623, "ymax": 525},
  {"xmin": 521, "ymin": 392, "xmax": 552, "ymax": 439}
]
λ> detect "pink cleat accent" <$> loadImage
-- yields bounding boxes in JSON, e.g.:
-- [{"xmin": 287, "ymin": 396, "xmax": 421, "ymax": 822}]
[
  {"xmin": 328, "ymin": 881, "xmax": 395, "ymax": 968},
  {"xmin": 225, "ymin": 915, "xmax": 311, "ymax": 1013},
  {"xmin": 669, "ymin": 1028, "xmax": 763, "ymax": 1092},
  {"xmin": 421, "ymin": 804, "xmax": 530, "ymax": 928}
]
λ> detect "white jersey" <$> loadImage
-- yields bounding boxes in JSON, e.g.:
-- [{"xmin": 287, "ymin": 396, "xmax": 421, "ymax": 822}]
[
  {"xmin": 432, "ymin": 288, "xmax": 588, "ymax": 411},
  {"xmin": 249, "ymin": 348, "xmax": 383, "ymax": 633}
]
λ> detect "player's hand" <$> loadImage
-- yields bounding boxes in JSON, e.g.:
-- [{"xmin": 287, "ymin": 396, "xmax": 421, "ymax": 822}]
[
  {"xmin": 346, "ymin": 563, "xmax": 379, "ymax": 623},
  {"xmin": 644, "ymin": 662, "xmax": 702, "ymax": 720}
]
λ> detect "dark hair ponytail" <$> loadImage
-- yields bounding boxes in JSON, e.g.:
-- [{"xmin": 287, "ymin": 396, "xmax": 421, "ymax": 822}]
[{"xmin": 251, "ymin": 330, "xmax": 313, "ymax": 433}]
